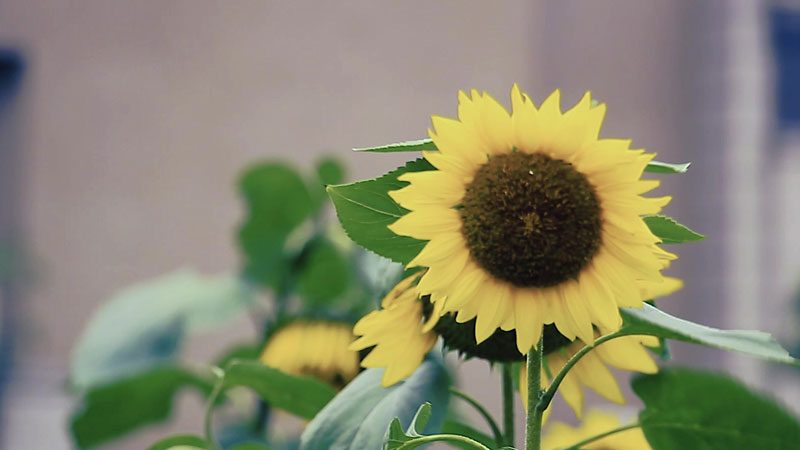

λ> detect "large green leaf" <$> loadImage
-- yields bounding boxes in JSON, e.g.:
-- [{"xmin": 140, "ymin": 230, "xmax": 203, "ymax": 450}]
[
  {"xmin": 633, "ymin": 367, "xmax": 800, "ymax": 450},
  {"xmin": 295, "ymin": 238, "xmax": 351, "ymax": 306},
  {"xmin": 353, "ymin": 139, "xmax": 438, "ymax": 153},
  {"xmin": 353, "ymin": 138, "xmax": 689, "ymax": 174},
  {"xmin": 620, "ymin": 304, "xmax": 799, "ymax": 367},
  {"xmin": 71, "ymin": 366, "xmax": 214, "ymax": 449},
  {"xmin": 644, "ymin": 215, "xmax": 705, "ymax": 244},
  {"xmin": 148, "ymin": 434, "xmax": 208, "ymax": 450},
  {"xmin": 327, "ymin": 159, "xmax": 432, "ymax": 264},
  {"xmin": 238, "ymin": 162, "xmax": 314, "ymax": 287},
  {"xmin": 300, "ymin": 357, "xmax": 451, "ymax": 450},
  {"xmin": 71, "ymin": 270, "xmax": 254, "ymax": 389},
  {"xmin": 221, "ymin": 360, "xmax": 336, "ymax": 419}
]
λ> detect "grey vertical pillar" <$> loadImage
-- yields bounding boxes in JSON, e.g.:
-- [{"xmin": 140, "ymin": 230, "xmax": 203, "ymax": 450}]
[{"xmin": 0, "ymin": 49, "xmax": 25, "ymax": 429}]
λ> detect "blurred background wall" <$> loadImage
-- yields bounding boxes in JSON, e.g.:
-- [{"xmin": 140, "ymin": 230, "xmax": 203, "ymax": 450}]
[{"xmin": 0, "ymin": 1, "xmax": 798, "ymax": 448}]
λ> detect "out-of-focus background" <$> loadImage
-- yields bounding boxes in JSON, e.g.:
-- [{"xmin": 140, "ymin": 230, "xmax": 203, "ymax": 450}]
[{"xmin": 1, "ymin": 1, "xmax": 799, "ymax": 448}]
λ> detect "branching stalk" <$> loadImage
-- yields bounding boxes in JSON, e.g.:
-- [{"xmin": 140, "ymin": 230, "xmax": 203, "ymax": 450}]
[{"xmin": 449, "ymin": 387, "xmax": 504, "ymax": 447}]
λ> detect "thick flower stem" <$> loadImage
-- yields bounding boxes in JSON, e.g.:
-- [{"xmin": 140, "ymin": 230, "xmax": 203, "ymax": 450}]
[
  {"xmin": 501, "ymin": 363, "xmax": 515, "ymax": 447},
  {"xmin": 524, "ymin": 332, "xmax": 545, "ymax": 450}
]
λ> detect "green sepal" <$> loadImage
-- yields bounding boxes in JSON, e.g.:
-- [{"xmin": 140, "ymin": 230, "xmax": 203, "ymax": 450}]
[
  {"xmin": 643, "ymin": 215, "xmax": 705, "ymax": 244},
  {"xmin": 644, "ymin": 160, "xmax": 691, "ymax": 174},
  {"xmin": 352, "ymin": 138, "xmax": 690, "ymax": 174},
  {"xmin": 353, "ymin": 139, "xmax": 437, "ymax": 153}
]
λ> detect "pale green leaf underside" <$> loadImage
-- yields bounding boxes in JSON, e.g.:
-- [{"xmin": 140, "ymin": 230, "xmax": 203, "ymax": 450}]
[{"xmin": 620, "ymin": 304, "xmax": 799, "ymax": 367}]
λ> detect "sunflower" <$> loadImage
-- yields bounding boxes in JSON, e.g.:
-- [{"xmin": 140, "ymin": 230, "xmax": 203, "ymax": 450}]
[
  {"xmin": 350, "ymin": 273, "xmax": 680, "ymax": 391},
  {"xmin": 542, "ymin": 410, "xmax": 650, "ymax": 450},
  {"xmin": 260, "ymin": 320, "xmax": 361, "ymax": 389},
  {"xmin": 387, "ymin": 85, "xmax": 677, "ymax": 352},
  {"xmin": 349, "ymin": 272, "xmax": 440, "ymax": 386}
]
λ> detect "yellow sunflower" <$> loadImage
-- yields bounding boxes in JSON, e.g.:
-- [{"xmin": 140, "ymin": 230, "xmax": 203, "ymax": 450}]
[
  {"xmin": 542, "ymin": 410, "xmax": 650, "ymax": 450},
  {"xmin": 349, "ymin": 272, "xmax": 440, "ymax": 386},
  {"xmin": 260, "ymin": 320, "xmax": 361, "ymax": 389},
  {"xmin": 350, "ymin": 274, "xmax": 680, "ymax": 390},
  {"xmin": 387, "ymin": 85, "xmax": 677, "ymax": 352}
]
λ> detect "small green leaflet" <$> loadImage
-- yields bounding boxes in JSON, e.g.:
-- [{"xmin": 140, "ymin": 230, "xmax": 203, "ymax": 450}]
[
  {"xmin": 385, "ymin": 403, "xmax": 432, "ymax": 449},
  {"xmin": 352, "ymin": 138, "xmax": 690, "ymax": 174},
  {"xmin": 643, "ymin": 215, "xmax": 705, "ymax": 244},
  {"xmin": 633, "ymin": 368, "xmax": 800, "ymax": 450},
  {"xmin": 353, "ymin": 139, "xmax": 438, "ymax": 153},
  {"xmin": 326, "ymin": 159, "xmax": 433, "ymax": 264},
  {"xmin": 620, "ymin": 304, "xmax": 799, "ymax": 367}
]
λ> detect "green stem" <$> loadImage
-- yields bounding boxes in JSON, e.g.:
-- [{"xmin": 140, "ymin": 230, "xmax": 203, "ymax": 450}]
[
  {"xmin": 203, "ymin": 367, "xmax": 226, "ymax": 450},
  {"xmin": 449, "ymin": 388, "xmax": 504, "ymax": 447},
  {"xmin": 563, "ymin": 423, "xmax": 640, "ymax": 450},
  {"xmin": 501, "ymin": 363, "xmax": 515, "ymax": 447},
  {"xmin": 396, "ymin": 434, "xmax": 491, "ymax": 450},
  {"xmin": 537, "ymin": 330, "xmax": 625, "ymax": 411},
  {"xmin": 524, "ymin": 332, "xmax": 544, "ymax": 450}
]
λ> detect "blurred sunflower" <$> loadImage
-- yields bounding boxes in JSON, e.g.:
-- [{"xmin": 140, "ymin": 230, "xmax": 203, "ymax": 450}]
[
  {"xmin": 260, "ymin": 319, "xmax": 361, "ymax": 389},
  {"xmin": 542, "ymin": 410, "xmax": 649, "ymax": 450},
  {"xmin": 388, "ymin": 85, "xmax": 677, "ymax": 352},
  {"xmin": 350, "ymin": 273, "xmax": 680, "ymax": 391}
]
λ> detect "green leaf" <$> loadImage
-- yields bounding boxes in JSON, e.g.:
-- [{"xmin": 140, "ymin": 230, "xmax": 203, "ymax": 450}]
[
  {"xmin": 317, "ymin": 157, "xmax": 346, "ymax": 185},
  {"xmin": 353, "ymin": 139, "xmax": 437, "ymax": 153},
  {"xmin": 214, "ymin": 344, "xmax": 261, "ymax": 368},
  {"xmin": 440, "ymin": 419, "xmax": 496, "ymax": 450},
  {"xmin": 620, "ymin": 304, "xmax": 799, "ymax": 367},
  {"xmin": 238, "ymin": 162, "xmax": 314, "ymax": 287},
  {"xmin": 643, "ymin": 215, "xmax": 705, "ymax": 244},
  {"xmin": 644, "ymin": 160, "xmax": 692, "ymax": 174},
  {"xmin": 352, "ymin": 138, "xmax": 689, "ymax": 176},
  {"xmin": 308, "ymin": 157, "xmax": 347, "ymax": 214},
  {"xmin": 229, "ymin": 444, "xmax": 274, "ymax": 450},
  {"xmin": 300, "ymin": 357, "xmax": 451, "ymax": 450},
  {"xmin": 70, "ymin": 270, "xmax": 253, "ymax": 389},
  {"xmin": 327, "ymin": 159, "xmax": 433, "ymax": 264},
  {"xmin": 295, "ymin": 238, "xmax": 351, "ymax": 306},
  {"xmin": 71, "ymin": 366, "xmax": 214, "ymax": 449},
  {"xmin": 148, "ymin": 434, "xmax": 208, "ymax": 450},
  {"xmin": 221, "ymin": 359, "xmax": 336, "ymax": 419},
  {"xmin": 633, "ymin": 367, "xmax": 800, "ymax": 450}
]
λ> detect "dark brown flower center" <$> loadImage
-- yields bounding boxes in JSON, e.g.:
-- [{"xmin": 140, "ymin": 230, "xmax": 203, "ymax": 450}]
[
  {"xmin": 422, "ymin": 297, "xmax": 573, "ymax": 361},
  {"xmin": 460, "ymin": 151, "xmax": 602, "ymax": 287}
]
